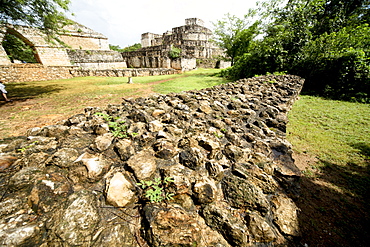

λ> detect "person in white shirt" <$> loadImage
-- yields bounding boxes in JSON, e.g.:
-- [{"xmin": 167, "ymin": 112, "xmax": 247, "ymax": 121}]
[{"xmin": 0, "ymin": 80, "xmax": 11, "ymax": 102}]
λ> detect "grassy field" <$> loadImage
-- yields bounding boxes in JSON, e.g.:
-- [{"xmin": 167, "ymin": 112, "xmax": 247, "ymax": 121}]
[
  {"xmin": 287, "ymin": 96, "xmax": 370, "ymax": 246},
  {"xmin": 0, "ymin": 70, "xmax": 369, "ymax": 245},
  {"xmin": 0, "ymin": 69, "xmax": 229, "ymax": 138}
]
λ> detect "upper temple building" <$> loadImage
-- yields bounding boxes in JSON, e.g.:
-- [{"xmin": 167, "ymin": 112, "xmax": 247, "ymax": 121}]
[
  {"xmin": 141, "ymin": 18, "xmax": 212, "ymax": 49},
  {"xmin": 122, "ymin": 18, "xmax": 230, "ymax": 70}
]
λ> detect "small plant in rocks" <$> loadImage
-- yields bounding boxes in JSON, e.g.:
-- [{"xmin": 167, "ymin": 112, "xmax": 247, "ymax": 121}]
[
  {"xmin": 95, "ymin": 112, "xmax": 131, "ymax": 138},
  {"xmin": 137, "ymin": 177, "xmax": 175, "ymax": 203},
  {"xmin": 18, "ymin": 141, "xmax": 38, "ymax": 153}
]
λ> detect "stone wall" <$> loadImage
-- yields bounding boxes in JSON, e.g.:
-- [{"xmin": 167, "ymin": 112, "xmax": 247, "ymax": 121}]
[
  {"xmin": 0, "ymin": 64, "xmax": 74, "ymax": 82},
  {"xmin": 0, "ymin": 65, "xmax": 179, "ymax": 83},
  {"xmin": 0, "ymin": 75, "xmax": 304, "ymax": 246},
  {"xmin": 122, "ymin": 45, "xmax": 172, "ymax": 68},
  {"xmin": 70, "ymin": 68, "xmax": 179, "ymax": 77},
  {"xmin": 35, "ymin": 47, "xmax": 72, "ymax": 66},
  {"xmin": 67, "ymin": 50, "xmax": 127, "ymax": 69}
]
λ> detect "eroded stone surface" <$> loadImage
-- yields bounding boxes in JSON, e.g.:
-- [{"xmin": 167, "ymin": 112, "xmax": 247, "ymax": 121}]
[{"xmin": 0, "ymin": 75, "xmax": 304, "ymax": 246}]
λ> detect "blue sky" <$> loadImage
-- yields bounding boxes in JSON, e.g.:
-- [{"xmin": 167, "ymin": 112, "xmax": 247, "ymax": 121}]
[{"xmin": 67, "ymin": 0, "xmax": 258, "ymax": 48}]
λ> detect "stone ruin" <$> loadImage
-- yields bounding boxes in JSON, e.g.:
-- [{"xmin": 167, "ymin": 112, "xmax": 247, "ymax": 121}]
[
  {"xmin": 122, "ymin": 18, "xmax": 228, "ymax": 70},
  {"xmin": 1, "ymin": 18, "xmax": 229, "ymax": 82},
  {"xmin": 0, "ymin": 75, "xmax": 304, "ymax": 246},
  {"xmin": 0, "ymin": 22, "xmax": 111, "ymax": 67}
]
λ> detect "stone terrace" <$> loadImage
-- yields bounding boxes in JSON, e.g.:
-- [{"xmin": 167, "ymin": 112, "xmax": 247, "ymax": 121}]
[{"xmin": 0, "ymin": 75, "xmax": 304, "ymax": 246}]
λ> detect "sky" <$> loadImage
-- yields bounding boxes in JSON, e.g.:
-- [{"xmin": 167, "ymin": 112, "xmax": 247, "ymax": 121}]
[{"xmin": 67, "ymin": 0, "xmax": 259, "ymax": 48}]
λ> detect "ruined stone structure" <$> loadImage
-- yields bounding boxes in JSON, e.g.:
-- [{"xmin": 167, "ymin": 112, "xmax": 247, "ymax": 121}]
[
  {"xmin": 122, "ymin": 18, "xmax": 229, "ymax": 70},
  {"xmin": 0, "ymin": 22, "xmax": 111, "ymax": 66},
  {"xmin": 0, "ymin": 75, "xmax": 304, "ymax": 246},
  {"xmin": 0, "ymin": 21, "xmax": 126, "ymax": 81},
  {"xmin": 0, "ymin": 18, "xmax": 228, "ymax": 82}
]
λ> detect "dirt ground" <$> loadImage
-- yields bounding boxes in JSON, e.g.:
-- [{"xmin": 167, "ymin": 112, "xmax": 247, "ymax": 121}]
[
  {"xmin": 293, "ymin": 152, "xmax": 370, "ymax": 246},
  {"xmin": 1, "ymin": 86, "xmax": 369, "ymax": 246}
]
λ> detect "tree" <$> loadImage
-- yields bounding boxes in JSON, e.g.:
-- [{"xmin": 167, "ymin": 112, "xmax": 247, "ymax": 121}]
[
  {"xmin": 221, "ymin": 0, "xmax": 370, "ymax": 102},
  {"xmin": 0, "ymin": 0, "xmax": 71, "ymax": 36},
  {"xmin": 109, "ymin": 43, "xmax": 142, "ymax": 52},
  {"xmin": 122, "ymin": 43, "xmax": 141, "ymax": 52},
  {"xmin": 212, "ymin": 12, "xmax": 260, "ymax": 65}
]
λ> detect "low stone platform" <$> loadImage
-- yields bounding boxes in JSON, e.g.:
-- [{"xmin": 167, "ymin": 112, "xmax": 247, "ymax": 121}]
[{"xmin": 0, "ymin": 75, "xmax": 304, "ymax": 246}]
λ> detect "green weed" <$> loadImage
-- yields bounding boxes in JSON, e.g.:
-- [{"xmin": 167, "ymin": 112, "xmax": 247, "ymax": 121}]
[
  {"xmin": 95, "ymin": 112, "xmax": 129, "ymax": 138},
  {"xmin": 137, "ymin": 177, "xmax": 175, "ymax": 203}
]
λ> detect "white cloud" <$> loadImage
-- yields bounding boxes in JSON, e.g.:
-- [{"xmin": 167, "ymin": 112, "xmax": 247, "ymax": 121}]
[{"xmin": 67, "ymin": 0, "xmax": 258, "ymax": 47}]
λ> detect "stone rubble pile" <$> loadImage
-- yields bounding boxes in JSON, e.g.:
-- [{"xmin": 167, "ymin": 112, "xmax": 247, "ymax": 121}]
[{"xmin": 0, "ymin": 75, "xmax": 304, "ymax": 246}]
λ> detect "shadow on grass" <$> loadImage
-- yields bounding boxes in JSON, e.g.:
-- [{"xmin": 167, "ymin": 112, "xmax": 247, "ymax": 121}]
[
  {"xmin": 1, "ymin": 83, "xmax": 65, "ymax": 104},
  {"xmin": 296, "ymin": 144, "xmax": 370, "ymax": 246}
]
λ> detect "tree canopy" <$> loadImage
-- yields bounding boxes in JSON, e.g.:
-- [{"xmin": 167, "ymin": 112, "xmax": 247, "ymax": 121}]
[
  {"xmin": 0, "ymin": 0, "xmax": 71, "ymax": 36},
  {"xmin": 212, "ymin": 12, "xmax": 260, "ymax": 65},
  {"xmin": 218, "ymin": 0, "xmax": 370, "ymax": 102},
  {"xmin": 109, "ymin": 43, "xmax": 142, "ymax": 52}
]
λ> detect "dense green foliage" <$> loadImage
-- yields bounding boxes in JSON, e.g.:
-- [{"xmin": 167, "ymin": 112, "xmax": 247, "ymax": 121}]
[
  {"xmin": 212, "ymin": 12, "xmax": 260, "ymax": 65},
  {"xmin": 168, "ymin": 45, "xmax": 182, "ymax": 59},
  {"xmin": 2, "ymin": 32, "xmax": 38, "ymax": 63},
  {"xmin": 0, "ymin": 0, "xmax": 71, "ymax": 36},
  {"xmin": 220, "ymin": 0, "xmax": 370, "ymax": 102},
  {"xmin": 109, "ymin": 43, "xmax": 142, "ymax": 52}
]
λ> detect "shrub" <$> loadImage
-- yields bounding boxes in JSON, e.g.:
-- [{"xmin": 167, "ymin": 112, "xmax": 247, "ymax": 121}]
[{"xmin": 168, "ymin": 46, "xmax": 182, "ymax": 59}]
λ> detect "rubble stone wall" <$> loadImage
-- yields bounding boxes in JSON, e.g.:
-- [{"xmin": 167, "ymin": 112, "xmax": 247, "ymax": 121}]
[
  {"xmin": 70, "ymin": 68, "xmax": 179, "ymax": 77},
  {"xmin": 0, "ymin": 64, "xmax": 74, "ymax": 82},
  {"xmin": 0, "ymin": 75, "xmax": 304, "ymax": 246},
  {"xmin": 0, "ymin": 65, "xmax": 179, "ymax": 83}
]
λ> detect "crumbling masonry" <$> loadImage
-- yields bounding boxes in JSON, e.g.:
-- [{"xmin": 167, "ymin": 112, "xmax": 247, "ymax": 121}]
[{"xmin": 0, "ymin": 18, "xmax": 229, "ymax": 82}]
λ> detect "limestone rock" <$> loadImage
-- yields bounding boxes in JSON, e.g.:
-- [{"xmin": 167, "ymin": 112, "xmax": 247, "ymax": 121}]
[
  {"xmin": 271, "ymin": 194, "xmax": 300, "ymax": 236},
  {"xmin": 179, "ymin": 147, "xmax": 204, "ymax": 169},
  {"xmin": 0, "ymin": 224, "xmax": 41, "ymax": 247},
  {"xmin": 114, "ymin": 138, "xmax": 135, "ymax": 161},
  {"xmin": 202, "ymin": 204, "xmax": 250, "ymax": 246},
  {"xmin": 74, "ymin": 152, "xmax": 112, "ymax": 180},
  {"xmin": 221, "ymin": 174, "xmax": 269, "ymax": 212},
  {"xmin": 46, "ymin": 148, "xmax": 79, "ymax": 168},
  {"xmin": 105, "ymin": 171, "xmax": 137, "ymax": 207},
  {"xmin": 148, "ymin": 120, "xmax": 163, "ymax": 132},
  {"xmin": 0, "ymin": 155, "xmax": 17, "ymax": 171},
  {"xmin": 94, "ymin": 133, "xmax": 114, "ymax": 151},
  {"xmin": 126, "ymin": 149, "xmax": 157, "ymax": 180},
  {"xmin": 53, "ymin": 190, "xmax": 100, "ymax": 246},
  {"xmin": 192, "ymin": 177, "xmax": 218, "ymax": 204},
  {"xmin": 246, "ymin": 212, "xmax": 277, "ymax": 242},
  {"xmin": 144, "ymin": 204, "xmax": 230, "ymax": 247}
]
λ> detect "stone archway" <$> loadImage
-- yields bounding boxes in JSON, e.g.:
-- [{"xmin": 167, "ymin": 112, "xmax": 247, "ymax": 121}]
[
  {"xmin": 0, "ymin": 24, "xmax": 71, "ymax": 66},
  {"xmin": 1, "ymin": 27, "xmax": 42, "ymax": 64}
]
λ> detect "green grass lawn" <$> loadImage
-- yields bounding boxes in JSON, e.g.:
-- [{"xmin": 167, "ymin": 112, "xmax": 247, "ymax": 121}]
[
  {"xmin": 287, "ymin": 96, "xmax": 370, "ymax": 197},
  {"xmin": 288, "ymin": 96, "xmax": 370, "ymax": 166},
  {"xmin": 152, "ymin": 69, "xmax": 230, "ymax": 94}
]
